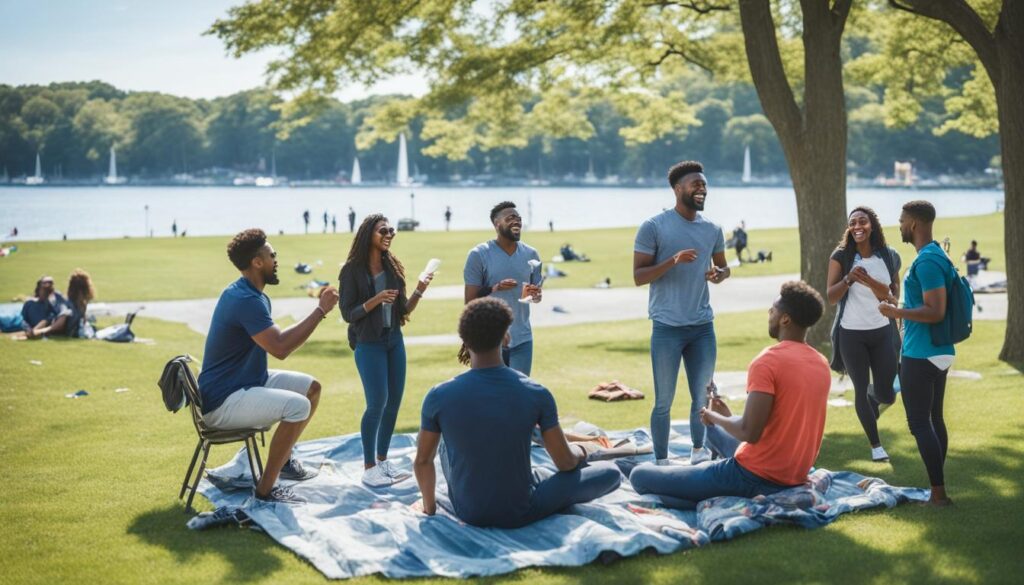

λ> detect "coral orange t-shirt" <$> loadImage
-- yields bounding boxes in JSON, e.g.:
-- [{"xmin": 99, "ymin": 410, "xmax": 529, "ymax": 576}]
[{"xmin": 734, "ymin": 341, "xmax": 831, "ymax": 486}]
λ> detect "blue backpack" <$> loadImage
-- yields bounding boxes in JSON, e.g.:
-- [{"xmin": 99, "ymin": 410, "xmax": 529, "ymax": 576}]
[{"xmin": 912, "ymin": 254, "xmax": 974, "ymax": 346}]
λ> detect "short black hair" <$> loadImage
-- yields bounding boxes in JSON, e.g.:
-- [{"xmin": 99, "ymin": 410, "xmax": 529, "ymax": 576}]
[
  {"xmin": 668, "ymin": 160, "xmax": 704, "ymax": 188},
  {"xmin": 490, "ymin": 201, "xmax": 517, "ymax": 223},
  {"xmin": 227, "ymin": 228, "xmax": 267, "ymax": 271},
  {"xmin": 777, "ymin": 281, "xmax": 824, "ymax": 329},
  {"xmin": 459, "ymin": 298, "xmax": 513, "ymax": 353},
  {"xmin": 902, "ymin": 200, "xmax": 936, "ymax": 224}
]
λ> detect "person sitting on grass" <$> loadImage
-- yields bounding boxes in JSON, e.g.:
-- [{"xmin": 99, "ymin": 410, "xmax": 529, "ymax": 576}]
[
  {"xmin": 413, "ymin": 297, "xmax": 622, "ymax": 528},
  {"xmin": 630, "ymin": 281, "xmax": 831, "ymax": 509},
  {"xmin": 64, "ymin": 269, "xmax": 96, "ymax": 338},
  {"xmin": 198, "ymin": 228, "xmax": 339, "ymax": 505},
  {"xmin": 20, "ymin": 275, "xmax": 71, "ymax": 339}
]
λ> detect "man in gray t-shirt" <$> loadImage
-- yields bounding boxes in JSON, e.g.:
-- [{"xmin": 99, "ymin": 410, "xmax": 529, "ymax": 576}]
[
  {"xmin": 634, "ymin": 160, "xmax": 729, "ymax": 464},
  {"xmin": 464, "ymin": 201, "xmax": 543, "ymax": 375}
]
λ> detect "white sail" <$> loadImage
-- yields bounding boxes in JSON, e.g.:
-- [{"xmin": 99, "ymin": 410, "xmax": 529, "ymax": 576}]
[
  {"xmin": 396, "ymin": 132, "xmax": 410, "ymax": 186},
  {"xmin": 742, "ymin": 145, "xmax": 752, "ymax": 183},
  {"xmin": 108, "ymin": 146, "xmax": 117, "ymax": 180},
  {"xmin": 352, "ymin": 156, "xmax": 362, "ymax": 185},
  {"xmin": 26, "ymin": 152, "xmax": 44, "ymax": 185}
]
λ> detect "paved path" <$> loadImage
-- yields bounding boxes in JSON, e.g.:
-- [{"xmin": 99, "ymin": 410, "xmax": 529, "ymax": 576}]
[{"xmin": 92, "ymin": 271, "xmax": 1009, "ymax": 345}]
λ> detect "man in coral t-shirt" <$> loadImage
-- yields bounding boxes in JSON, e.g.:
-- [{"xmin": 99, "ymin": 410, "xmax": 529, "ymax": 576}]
[{"xmin": 630, "ymin": 281, "xmax": 831, "ymax": 509}]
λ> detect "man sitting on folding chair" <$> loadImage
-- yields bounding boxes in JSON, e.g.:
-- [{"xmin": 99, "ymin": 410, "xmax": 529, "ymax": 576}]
[{"xmin": 199, "ymin": 228, "xmax": 339, "ymax": 504}]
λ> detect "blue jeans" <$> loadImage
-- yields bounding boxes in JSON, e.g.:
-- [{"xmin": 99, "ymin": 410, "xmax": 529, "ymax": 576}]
[
  {"xmin": 630, "ymin": 424, "xmax": 790, "ymax": 510},
  {"xmin": 354, "ymin": 329, "xmax": 407, "ymax": 466},
  {"xmin": 502, "ymin": 340, "xmax": 534, "ymax": 376},
  {"xmin": 439, "ymin": 444, "xmax": 621, "ymax": 528},
  {"xmin": 650, "ymin": 321, "xmax": 717, "ymax": 459}
]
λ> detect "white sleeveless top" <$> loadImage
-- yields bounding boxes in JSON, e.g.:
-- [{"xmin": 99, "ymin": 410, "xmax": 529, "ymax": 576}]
[{"xmin": 840, "ymin": 254, "xmax": 891, "ymax": 331}]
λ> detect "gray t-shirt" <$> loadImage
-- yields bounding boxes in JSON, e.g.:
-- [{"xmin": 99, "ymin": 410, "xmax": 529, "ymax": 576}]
[
  {"xmin": 464, "ymin": 240, "xmax": 541, "ymax": 348},
  {"xmin": 634, "ymin": 209, "xmax": 726, "ymax": 326},
  {"xmin": 372, "ymin": 271, "xmax": 392, "ymax": 329}
]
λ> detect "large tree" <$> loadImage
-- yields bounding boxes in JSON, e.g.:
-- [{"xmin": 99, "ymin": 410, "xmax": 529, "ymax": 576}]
[
  {"xmin": 211, "ymin": 0, "xmax": 860, "ymax": 342},
  {"xmin": 879, "ymin": 0, "xmax": 1021, "ymax": 361}
]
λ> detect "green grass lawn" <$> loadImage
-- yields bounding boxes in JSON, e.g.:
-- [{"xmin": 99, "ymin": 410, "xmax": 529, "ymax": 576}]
[
  {"xmin": 1, "ymin": 309, "xmax": 1021, "ymax": 584},
  {"xmin": 0, "ymin": 213, "xmax": 1004, "ymax": 303}
]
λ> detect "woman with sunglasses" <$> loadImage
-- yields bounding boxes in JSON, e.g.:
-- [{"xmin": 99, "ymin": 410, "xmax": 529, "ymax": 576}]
[
  {"xmin": 340, "ymin": 214, "xmax": 433, "ymax": 487},
  {"xmin": 826, "ymin": 206, "xmax": 902, "ymax": 463}
]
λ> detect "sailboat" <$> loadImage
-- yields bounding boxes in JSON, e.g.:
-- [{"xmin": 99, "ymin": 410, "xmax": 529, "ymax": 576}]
[
  {"xmin": 351, "ymin": 156, "xmax": 362, "ymax": 185},
  {"xmin": 742, "ymin": 145, "xmax": 752, "ymax": 183},
  {"xmin": 396, "ymin": 133, "xmax": 411, "ymax": 186},
  {"xmin": 583, "ymin": 156, "xmax": 597, "ymax": 184},
  {"xmin": 26, "ymin": 152, "xmax": 44, "ymax": 185},
  {"xmin": 104, "ymin": 146, "xmax": 126, "ymax": 184},
  {"xmin": 255, "ymin": 150, "xmax": 278, "ymax": 186}
]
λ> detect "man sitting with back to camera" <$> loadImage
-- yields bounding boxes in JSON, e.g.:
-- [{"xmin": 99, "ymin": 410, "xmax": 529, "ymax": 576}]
[
  {"xmin": 630, "ymin": 281, "xmax": 831, "ymax": 509},
  {"xmin": 199, "ymin": 228, "xmax": 339, "ymax": 504},
  {"xmin": 413, "ymin": 297, "xmax": 622, "ymax": 528}
]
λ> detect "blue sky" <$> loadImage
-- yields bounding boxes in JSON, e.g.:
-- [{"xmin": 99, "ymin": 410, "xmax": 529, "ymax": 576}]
[{"xmin": 0, "ymin": 0, "xmax": 425, "ymax": 100}]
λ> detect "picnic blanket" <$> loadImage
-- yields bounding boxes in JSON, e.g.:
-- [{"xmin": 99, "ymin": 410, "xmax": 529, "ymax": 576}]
[{"xmin": 197, "ymin": 422, "xmax": 929, "ymax": 579}]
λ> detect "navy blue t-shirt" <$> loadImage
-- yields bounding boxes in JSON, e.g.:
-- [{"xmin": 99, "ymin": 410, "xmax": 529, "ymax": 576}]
[
  {"xmin": 420, "ymin": 366, "xmax": 559, "ymax": 527},
  {"xmin": 198, "ymin": 278, "xmax": 275, "ymax": 414}
]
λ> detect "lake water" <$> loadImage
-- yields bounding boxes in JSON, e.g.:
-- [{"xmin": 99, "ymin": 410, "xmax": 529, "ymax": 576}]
[{"xmin": 0, "ymin": 186, "xmax": 1004, "ymax": 241}]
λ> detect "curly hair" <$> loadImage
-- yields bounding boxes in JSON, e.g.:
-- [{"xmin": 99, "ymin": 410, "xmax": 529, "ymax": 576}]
[
  {"xmin": 227, "ymin": 228, "xmax": 267, "ymax": 271},
  {"xmin": 668, "ymin": 160, "xmax": 704, "ymax": 188},
  {"xmin": 459, "ymin": 298, "xmax": 513, "ymax": 354},
  {"xmin": 345, "ymin": 214, "xmax": 410, "ymax": 326},
  {"xmin": 66, "ymin": 269, "xmax": 95, "ymax": 312},
  {"xmin": 489, "ymin": 201, "xmax": 518, "ymax": 223},
  {"xmin": 836, "ymin": 205, "xmax": 887, "ymax": 252},
  {"xmin": 777, "ymin": 281, "xmax": 824, "ymax": 329}
]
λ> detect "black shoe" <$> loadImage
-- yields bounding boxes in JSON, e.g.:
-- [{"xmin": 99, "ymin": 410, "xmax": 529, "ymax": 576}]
[
  {"xmin": 254, "ymin": 485, "xmax": 307, "ymax": 504},
  {"xmin": 279, "ymin": 458, "xmax": 319, "ymax": 481}
]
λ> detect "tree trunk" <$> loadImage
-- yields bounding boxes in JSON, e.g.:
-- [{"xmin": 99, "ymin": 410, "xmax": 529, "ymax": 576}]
[
  {"xmin": 995, "ymin": 2, "xmax": 1024, "ymax": 363},
  {"xmin": 739, "ymin": 0, "xmax": 851, "ymax": 347}
]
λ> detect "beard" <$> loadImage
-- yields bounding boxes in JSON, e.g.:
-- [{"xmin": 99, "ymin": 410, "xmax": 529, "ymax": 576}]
[
  {"xmin": 265, "ymin": 268, "xmax": 280, "ymax": 285},
  {"xmin": 682, "ymin": 191, "xmax": 705, "ymax": 211},
  {"xmin": 768, "ymin": 322, "xmax": 779, "ymax": 340},
  {"xmin": 900, "ymin": 228, "xmax": 913, "ymax": 243},
  {"xmin": 499, "ymin": 224, "xmax": 521, "ymax": 241}
]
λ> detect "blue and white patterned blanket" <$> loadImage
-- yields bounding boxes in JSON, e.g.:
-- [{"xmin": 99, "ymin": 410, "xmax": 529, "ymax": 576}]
[{"xmin": 198, "ymin": 422, "xmax": 928, "ymax": 579}]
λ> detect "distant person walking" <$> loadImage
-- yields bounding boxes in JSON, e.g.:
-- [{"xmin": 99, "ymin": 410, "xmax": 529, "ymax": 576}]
[
  {"xmin": 445, "ymin": 206, "xmax": 452, "ymax": 231},
  {"xmin": 339, "ymin": 214, "xmax": 435, "ymax": 487},
  {"xmin": 464, "ymin": 202, "xmax": 543, "ymax": 375},
  {"xmin": 826, "ymin": 206, "xmax": 901, "ymax": 462},
  {"xmin": 172, "ymin": 220, "xmax": 178, "ymax": 238},
  {"xmin": 634, "ymin": 160, "xmax": 730, "ymax": 465},
  {"xmin": 878, "ymin": 200, "xmax": 956, "ymax": 507},
  {"xmin": 303, "ymin": 209, "xmax": 311, "ymax": 234},
  {"xmin": 348, "ymin": 207, "xmax": 357, "ymax": 233},
  {"xmin": 323, "ymin": 211, "xmax": 329, "ymax": 234},
  {"xmin": 549, "ymin": 220, "xmax": 554, "ymax": 233},
  {"xmin": 332, "ymin": 215, "xmax": 337, "ymax": 234}
]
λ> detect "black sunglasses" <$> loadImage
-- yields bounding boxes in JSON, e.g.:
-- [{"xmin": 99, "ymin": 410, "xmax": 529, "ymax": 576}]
[{"xmin": 377, "ymin": 227, "xmax": 396, "ymax": 237}]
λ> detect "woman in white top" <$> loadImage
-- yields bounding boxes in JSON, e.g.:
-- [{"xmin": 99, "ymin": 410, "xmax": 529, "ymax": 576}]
[{"xmin": 826, "ymin": 207, "xmax": 901, "ymax": 462}]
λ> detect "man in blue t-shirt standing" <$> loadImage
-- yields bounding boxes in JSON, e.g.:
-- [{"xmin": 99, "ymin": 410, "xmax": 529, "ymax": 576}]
[
  {"xmin": 463, "ymin": 201, "xmax": 543, "ymax": 375},
  {"xmin": 413, "ymin": 298, "xmax": 621, "ymax": 528},
  {"xmin": 199, "ymin": 228, "xmax": 339, "ymax": 504},
  {"xmin": 878, "ymin": 200, "xmax": 955, "ymax": 507},
  {"xmin": 634, "ymin": 160, "xmax": 730, "ymax": 465}
]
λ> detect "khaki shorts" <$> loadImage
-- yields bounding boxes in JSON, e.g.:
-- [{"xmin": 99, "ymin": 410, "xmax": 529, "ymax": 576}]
[{"xmin": 204, "ymin": 370, "xmax": 315, "ymax": 430}]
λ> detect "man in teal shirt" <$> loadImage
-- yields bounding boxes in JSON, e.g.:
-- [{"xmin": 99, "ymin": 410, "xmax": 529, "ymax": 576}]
[{"xmin": 878, "ymin": 200, "xmax": 955, "ymax": 507}]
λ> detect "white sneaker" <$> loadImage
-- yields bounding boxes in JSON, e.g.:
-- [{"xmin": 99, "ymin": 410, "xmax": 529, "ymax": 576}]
[
  {"xmin": 655, "ymin": 458, "xmax": 684, "ymax": 466},
  {"xmin": 690, "ymin": 447, "xmax": 712, "ymax": 465},
  {"xmin": 871, "ymin": 446, "xmax": 890, "ymax": 462},
  {"xmin": 361, "ymin": 464, "xmax": 395, "ymax": 488},
  {"xmin": 378, "ymin": 459, "xmax": 412, "ymax": 483}
]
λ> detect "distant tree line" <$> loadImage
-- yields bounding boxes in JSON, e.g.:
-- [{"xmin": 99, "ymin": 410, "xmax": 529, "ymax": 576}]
[{"xmin": 0, "ymin": 78, "xmax": 998, "ymax": 182}]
